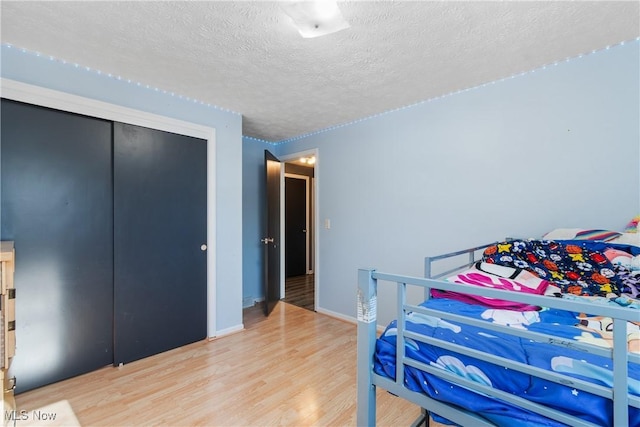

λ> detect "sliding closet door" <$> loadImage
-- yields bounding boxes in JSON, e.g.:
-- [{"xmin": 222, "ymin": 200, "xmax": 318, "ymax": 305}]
[
  {"xmin": 0, "ymin": 99, "xmax": 114, "ymax": 392},
  {"xmin": 113, "ymin": 123, "xmax": 207, "ymax": 365}
]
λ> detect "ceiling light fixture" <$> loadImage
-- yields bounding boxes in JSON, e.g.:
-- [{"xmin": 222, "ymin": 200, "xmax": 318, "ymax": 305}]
[
  {"xmin": 282, "ymin": 0, "xmax": 349, "ymax": 38},
  {"xmin": 299, "ymin": 156, "xmax": 316, "ymax": 165}
]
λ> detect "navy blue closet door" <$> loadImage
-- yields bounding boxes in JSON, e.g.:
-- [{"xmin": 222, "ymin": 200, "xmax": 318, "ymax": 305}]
[
  {"xmin": 0, "ymin": 99, "xmax": 114, "ymax": 392},
  {"xmin": 113, "ymin": 123, "xmax": 207, "ymax": 365}
]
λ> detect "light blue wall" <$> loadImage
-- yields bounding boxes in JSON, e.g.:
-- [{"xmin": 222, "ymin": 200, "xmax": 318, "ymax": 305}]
[
  {"xmin": 1, "ymin": 45, "xmax": 244, "ymax": 333},
  {"xmin": 271, "ymin": 41, "xmax": 640, "ymax": 325}
]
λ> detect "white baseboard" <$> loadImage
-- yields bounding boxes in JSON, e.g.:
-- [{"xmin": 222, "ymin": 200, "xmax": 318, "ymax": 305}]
[
  {"xmin": 242, "ymin": 297, "xmax": 264, "ymax": 309},
  {"xmin": 315, "ymin": 306, "xmax": 355, "ymax": 324},
  {"xmin": 211, "ymin": 323, "xmax": 244, "ymax": 339},
  {"xmin": 315, "ymin": 307, "xmax": 386, "ymax": 333}
]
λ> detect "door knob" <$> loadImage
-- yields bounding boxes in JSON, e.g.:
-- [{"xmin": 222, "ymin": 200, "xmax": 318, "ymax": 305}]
[
  {"xmin": 261, "ymin": 237, "xmax": 274, "ymax": 244},
  {"xmin": 201, "ymin": 244, "xmax": 207, "ymax": 251}
]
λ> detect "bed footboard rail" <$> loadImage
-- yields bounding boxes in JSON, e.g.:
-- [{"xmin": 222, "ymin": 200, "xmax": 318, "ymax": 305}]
[
  {"xmin": 357, "ymin": 268, "xmax": 497, "ymax": 427},
  {"xmin": 356, "ymin": 269, "xmax": 378, "ymax": 427},
  {"xmin": 356, "ymin": 267, "xmax": 638, "ymax": 427}
]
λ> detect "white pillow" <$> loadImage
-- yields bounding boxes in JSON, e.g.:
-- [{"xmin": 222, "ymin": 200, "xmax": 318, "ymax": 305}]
[
  {"xmin": 542, "ymin": 228, "xmax": 583, "ymax": 240},
  {"xmin": 610, "ymin": 232, "xmax": 640, "ymax": 247},
  {"xmin": 542, "ymin": 228, "xmax": 623, "ymax": 242}
]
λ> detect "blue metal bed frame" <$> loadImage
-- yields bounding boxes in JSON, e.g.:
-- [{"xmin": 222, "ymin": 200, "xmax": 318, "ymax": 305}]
[{"xmin": 356, "ymin": 243, "xmax": 639, "ymax": 426}]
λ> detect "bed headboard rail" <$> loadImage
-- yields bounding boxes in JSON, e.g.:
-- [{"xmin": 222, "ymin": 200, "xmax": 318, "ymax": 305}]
[{"xmin": 424, "ymin": 242, "xmax": 496, "ymax": 281}]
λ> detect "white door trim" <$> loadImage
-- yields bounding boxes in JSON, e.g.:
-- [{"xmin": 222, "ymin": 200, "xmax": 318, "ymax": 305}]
[
  {"xmin": 279, "ymin": 149, "xmax": 319, "ymax": 311},
  {"xmin": 1, "ymin": 78, "xmax": 218, "ymax": 337}
]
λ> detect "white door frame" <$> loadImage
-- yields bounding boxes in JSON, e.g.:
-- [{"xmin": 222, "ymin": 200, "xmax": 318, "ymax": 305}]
[
  {"xmin": 1, "ymin": 78, "xmax": 218, "ymax": 337},
  {"xmin": 279, "ymin": 149, "xmax": 319, "ymax": 310}
]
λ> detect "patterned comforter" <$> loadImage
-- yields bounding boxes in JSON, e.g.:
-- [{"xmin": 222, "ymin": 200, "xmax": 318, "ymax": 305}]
[
  {"xmin": 482, "ymin": 239, "xmax": 640, "ymax": 298},
  {"xmin": 374, "ymin": 297, "xmax": 640, "ymax": 426}
]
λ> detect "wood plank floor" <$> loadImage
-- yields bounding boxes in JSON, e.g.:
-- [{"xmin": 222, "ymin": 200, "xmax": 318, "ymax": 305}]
[
  {"xmin": 283, "ymin": 274, "xmax": 315, "ymax": 311},
  {"xmin": 15, "ymin": 302, "xmax": 428, "ymax": 426}
]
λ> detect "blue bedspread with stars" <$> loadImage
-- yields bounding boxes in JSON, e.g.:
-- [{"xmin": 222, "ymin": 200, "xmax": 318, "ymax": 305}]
[{"xmin": 373, "ymin": 298, "xmax": 640, "ymax": 426}]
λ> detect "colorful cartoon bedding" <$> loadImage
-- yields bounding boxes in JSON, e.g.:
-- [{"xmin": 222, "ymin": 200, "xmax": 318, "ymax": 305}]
[
  {"xmin": 373, "ymin": 297, "xmax": 640, "ymax": 426},
  {"xmin": 482, "ymin": 239, "xmax": 640, "ymax": 298}
]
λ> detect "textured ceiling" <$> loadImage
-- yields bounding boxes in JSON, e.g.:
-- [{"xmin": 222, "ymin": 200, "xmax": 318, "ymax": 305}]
[{"xmin": 1, "ymin": 1, "xmax": 639, "ymax": 143}]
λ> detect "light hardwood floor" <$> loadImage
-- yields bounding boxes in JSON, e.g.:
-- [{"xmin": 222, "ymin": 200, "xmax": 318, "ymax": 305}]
[{"xmin": 15, "ymin": 302, "xmax": 431, "ymax": 426}]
